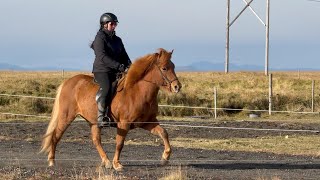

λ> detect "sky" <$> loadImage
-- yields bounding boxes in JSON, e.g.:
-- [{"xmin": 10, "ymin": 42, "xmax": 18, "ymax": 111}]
[{"xmin": 0, "ymin": 0, "xmax": 319, "ymax": 71}]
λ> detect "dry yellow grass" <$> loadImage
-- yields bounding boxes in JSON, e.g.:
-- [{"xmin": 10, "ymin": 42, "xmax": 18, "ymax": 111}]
[
  {"xmin": 158, "ymin": 166, "xmax": 187, "ymax": 180},
  {"xmin": 166, "ymin": 71, "xmax": 320, "ymax": 116},
  {"xmin": 1, "ymin": 71, "xmax": 320, "ymax": 119}
]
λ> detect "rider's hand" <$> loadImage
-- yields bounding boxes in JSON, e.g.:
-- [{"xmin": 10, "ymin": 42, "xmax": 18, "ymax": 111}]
[{"xmin": 118, "ymin": 64, "xmax": 125, "ymax": 72}]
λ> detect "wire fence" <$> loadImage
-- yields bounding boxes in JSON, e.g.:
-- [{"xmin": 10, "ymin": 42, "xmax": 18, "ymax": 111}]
[
  {"xmin": 0, "ymin": 121, "xmax": 319, "ymax": 133},
  {"xmin": 0, "ymin": 92, "xmax": 319, "ymax": 134},
  {"xmin": 0, "ymin": 93, "xmax": 318, "ymax": 122}
]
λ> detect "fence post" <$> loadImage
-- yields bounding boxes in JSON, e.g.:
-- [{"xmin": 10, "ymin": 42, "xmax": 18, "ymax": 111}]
[
  {"xmin": 312, "ymin": 80, "xmax": 315, "ymax": 112},
  {"xmin": 269, "ymin": 73, "xmax": 272, "ymax": 115},
  {"xmin": 214, "ymin": 87, "xmax": 217, "ymax": 119}
]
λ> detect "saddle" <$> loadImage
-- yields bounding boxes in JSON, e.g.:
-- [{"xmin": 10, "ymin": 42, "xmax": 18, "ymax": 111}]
[{"xmin": 110, "ymin": 72, "xmax": 126, "ymax": 99}]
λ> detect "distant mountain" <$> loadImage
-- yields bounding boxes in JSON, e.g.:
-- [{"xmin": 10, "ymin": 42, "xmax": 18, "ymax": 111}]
[
  {"xmin": 0, "ymin": 63, "xmax": 85, "ymax": 71},
  {"xmin": 176, "ymin": 61, "xmax": 263, "ymax": 72},
  {"xmin": 24, "ymin": 66, "xmax": 85, "ymax": 71},
  {"xmin": 176, "ymin": 61, "xmax": 319, "ymax": 72},
  {"xmin": 0, "ymin": 63, "xmax": 26, "ymax": 70}
]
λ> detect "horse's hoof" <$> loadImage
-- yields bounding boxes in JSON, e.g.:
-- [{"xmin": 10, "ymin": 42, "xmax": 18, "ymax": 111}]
[
  {"xmin": 160, "ymin": 158, "xmax": 169, "ymax": 166},
  {"xmin": 113, "ymin": 162, "xmax": 124, "ymax": 172},
  {"xmin": 48, "ymin": 160, "xmax": 55, "ymax": 167},
  {"xmin": 104, "ymin": 161, "xmax": 113, "ymax": 169},
  {"xmin": 114, "ymin": 166, "xmax": 123, "ymax": 172}
]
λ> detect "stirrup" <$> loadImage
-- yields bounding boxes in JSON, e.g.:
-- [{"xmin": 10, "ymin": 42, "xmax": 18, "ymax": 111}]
[
  {"xmin": 97, "ymin": 116, "xmax": 111, "ymax": 128},
  {"xmin": 100, "ymin": 116, "xmax": 118, "ymax": 128},
  {"xmin": 105, "ymin": 115, "xmax": 118, "ymax": 128},
  {"xmin": 104, "ymin": 116, "xmax": 117, "ymax": 128},
  {"xmin": 98, "ymin": 121, "xmax": 110, "ymax": 128}
]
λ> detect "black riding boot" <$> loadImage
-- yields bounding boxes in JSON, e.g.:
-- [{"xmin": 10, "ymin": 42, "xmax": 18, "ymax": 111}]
[{"xmin": 96, "ymin": 94, "xmax": 111, "ymax": 128}]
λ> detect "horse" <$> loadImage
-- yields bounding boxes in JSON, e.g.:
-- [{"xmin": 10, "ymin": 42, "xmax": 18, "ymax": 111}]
[{"xmin": 40, "ymin": 48, "xmax": 181, "ymax": 171}]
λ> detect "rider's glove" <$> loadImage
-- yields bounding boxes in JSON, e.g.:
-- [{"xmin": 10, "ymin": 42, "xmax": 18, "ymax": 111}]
[{"xmin": 118, "ymin": 64, "xmax": 125, "ymax": 72}]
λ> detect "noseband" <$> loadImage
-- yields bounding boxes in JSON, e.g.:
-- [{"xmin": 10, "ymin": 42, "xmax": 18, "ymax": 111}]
[
  {"xmin": 156, "ymin": 65, "xmax": 178, "ymax": 88},
  {"xmin": 143, "ymin": 60, "xmax": 178, "ymax": 91}
]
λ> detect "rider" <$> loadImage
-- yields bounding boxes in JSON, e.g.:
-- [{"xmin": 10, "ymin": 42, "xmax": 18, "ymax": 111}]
[{"xmin": 91, "ymin": 12, "xmax": 131, "ymax": 128}]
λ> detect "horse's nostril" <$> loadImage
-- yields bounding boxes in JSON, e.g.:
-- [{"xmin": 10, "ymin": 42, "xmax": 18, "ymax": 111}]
[{"xmin": 174, "ymin": 85, "xmax": 180, "ymax": 91}]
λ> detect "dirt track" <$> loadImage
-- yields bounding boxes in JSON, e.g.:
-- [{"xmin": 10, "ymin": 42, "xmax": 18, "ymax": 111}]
[{"xmin": 0, "ymin": 120, "xmax": 320, "ymax": 179}]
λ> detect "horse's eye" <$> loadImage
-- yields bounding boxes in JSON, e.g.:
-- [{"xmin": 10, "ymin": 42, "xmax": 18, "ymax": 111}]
[{"xmin": 162, "ymin": 67, "xmax": 167, "ymax": 71}]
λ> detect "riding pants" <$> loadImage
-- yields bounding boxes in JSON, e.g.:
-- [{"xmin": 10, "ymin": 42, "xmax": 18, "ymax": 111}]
[{"xmin": 93, "ymin": 72, "xmax": 116, "ymax": 113}]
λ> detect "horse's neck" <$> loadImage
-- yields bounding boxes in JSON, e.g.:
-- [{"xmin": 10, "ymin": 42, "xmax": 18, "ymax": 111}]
[
  {"xmin": 135, "ymin": 80, "xmax": 160, "ymax": 102},
  {"xmin": 138, "ymin": 70, "xmax": 162, "ymax": 100}
]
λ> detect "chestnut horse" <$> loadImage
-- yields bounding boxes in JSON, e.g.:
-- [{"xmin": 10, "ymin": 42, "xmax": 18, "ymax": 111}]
[{"xmin": 40, "ymin": 48, "xmax": 181, "ymax": 171}]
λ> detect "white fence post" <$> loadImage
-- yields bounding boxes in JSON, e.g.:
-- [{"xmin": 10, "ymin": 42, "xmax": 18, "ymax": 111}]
[
  {"xmin": 214, "ymin": 87, "xmax": 217, "ymax": 119},
  {"xmin": 312, "ymin": 80, "xmax": 315, "ymax": 112},
  {"xmin": 269, "ymin": 73, "xmax": 272, "ymax": 115},
  {"xmin": 62, "ymin": 69, "xmax": 65, "ymax": 78}
]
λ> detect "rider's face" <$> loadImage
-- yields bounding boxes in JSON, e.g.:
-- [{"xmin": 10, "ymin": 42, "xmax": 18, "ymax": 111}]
[{"xmin": 104, "ymin": 21, "xmax": 117, "ymax": 31}]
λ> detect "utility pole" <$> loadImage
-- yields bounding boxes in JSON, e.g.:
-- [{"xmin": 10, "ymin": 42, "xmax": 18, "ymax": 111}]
[
  {"xmin": 225, "ymin": 0, "xmax": 230, "ymax": 73},
  {"xmin": 225, "ymin": 0, "xmax": 270, "ymax": 75},
  {"xmin": 265, "ymin": 0, "xmax": 270, "ymax": 75}
]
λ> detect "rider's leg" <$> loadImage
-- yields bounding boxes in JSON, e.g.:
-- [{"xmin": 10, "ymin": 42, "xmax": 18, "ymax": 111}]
[{"xmin": 94, "ymin": 72, "xmax": 112, "ymax": 128}]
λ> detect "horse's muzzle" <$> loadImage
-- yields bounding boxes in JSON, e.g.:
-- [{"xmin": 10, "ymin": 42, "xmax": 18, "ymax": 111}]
[{"xmin": 170, "ymin": 80, "xmax": 181, "ymax": 93}]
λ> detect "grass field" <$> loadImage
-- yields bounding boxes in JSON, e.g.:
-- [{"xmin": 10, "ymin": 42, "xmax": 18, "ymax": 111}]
[{"xmin": 0, "ymin": 70, "xmax": 319, "ymax": 120}]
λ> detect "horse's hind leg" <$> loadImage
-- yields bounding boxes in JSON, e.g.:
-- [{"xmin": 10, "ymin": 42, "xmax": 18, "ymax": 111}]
[
  {"xmin": 141, "ymin": 122, "xmax": 171, "ymax": 165},
  {"xmin": 90, "ymin": 124, "xmax": 112, "ymax": 169},
  {"xmin": 48, "ymin": 113, "xmax": 75, "ymax": 166}
]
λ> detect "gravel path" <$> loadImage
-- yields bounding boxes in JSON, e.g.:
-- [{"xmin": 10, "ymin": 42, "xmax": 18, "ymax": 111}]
[{"xmin": 0, "ymin": 120, "xmax": 319, "ymax": 179}]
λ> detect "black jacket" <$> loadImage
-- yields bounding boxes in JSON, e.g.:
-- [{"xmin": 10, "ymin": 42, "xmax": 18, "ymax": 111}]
[{"xmin": 92, "ymin": 29, "xmax": 131, "ymax": 73}]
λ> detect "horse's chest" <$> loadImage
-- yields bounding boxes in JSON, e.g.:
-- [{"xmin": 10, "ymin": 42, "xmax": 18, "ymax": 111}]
[
  {"xmin": 138, "ymin": 102, "xmax": 157, "ymax": 116},
  {"xmin": 146, "ymin": 101, "xmax": 157, "ymax": 109}
]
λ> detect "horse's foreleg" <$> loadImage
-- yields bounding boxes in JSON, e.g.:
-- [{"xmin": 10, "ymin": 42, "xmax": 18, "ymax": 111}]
[
  {"xmin": 90, "ymin": 124, "xmax": 112, "ymax": 169},
  {"xmin": 141, "ymin": 122, "xmax": 171, "ymax": 165},
  {"xmin": 113, "ymin": 122, "xmax": 129, "ymax": 171}
]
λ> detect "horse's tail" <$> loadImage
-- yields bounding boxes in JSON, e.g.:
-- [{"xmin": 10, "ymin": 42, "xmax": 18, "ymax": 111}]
[{"xmin": 40, "ymin": 83, "xmax": 63, "ymax": 154}]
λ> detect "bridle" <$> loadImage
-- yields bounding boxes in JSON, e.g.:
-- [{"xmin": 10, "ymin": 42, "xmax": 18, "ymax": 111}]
[
  {"xmin": 156, "ymin": 65, "xmax": 178, "ymax": 88},
  {"xmin": 143, "ymin": 61, "xmax": 178, "ymax": 90}
]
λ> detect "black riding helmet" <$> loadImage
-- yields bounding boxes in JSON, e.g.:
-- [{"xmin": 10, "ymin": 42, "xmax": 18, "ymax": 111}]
[{"xmin": 100, "ymin": 13, "xmax": 118, "ymax": 25}]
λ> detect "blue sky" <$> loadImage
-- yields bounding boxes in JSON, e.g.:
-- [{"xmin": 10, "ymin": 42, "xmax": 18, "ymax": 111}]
[{"xmin": 0, "ymin": 0, "xmax": 319, "ymax": 71}]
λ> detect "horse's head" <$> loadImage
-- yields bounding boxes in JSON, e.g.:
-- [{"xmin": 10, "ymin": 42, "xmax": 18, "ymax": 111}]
[
  {"xmin": 124, "ymin": 48, "xmax": 181, "ymax": 93},
  {"xmin": 152, "ymin": 48, "xmax": 181, "ymax": 93}
]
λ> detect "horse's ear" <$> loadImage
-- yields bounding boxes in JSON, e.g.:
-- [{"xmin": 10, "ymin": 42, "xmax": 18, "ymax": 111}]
[
  {"xmin": 155, "ymin": 48, "xmax": 164, "ymax": 60},
  {"xmin": 156, "ymin": 48, "xmax": 164, "ymax": 56},
  {"xmin": 171, "ymin": 49, "xmax": 174, "ymax": 54}
]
